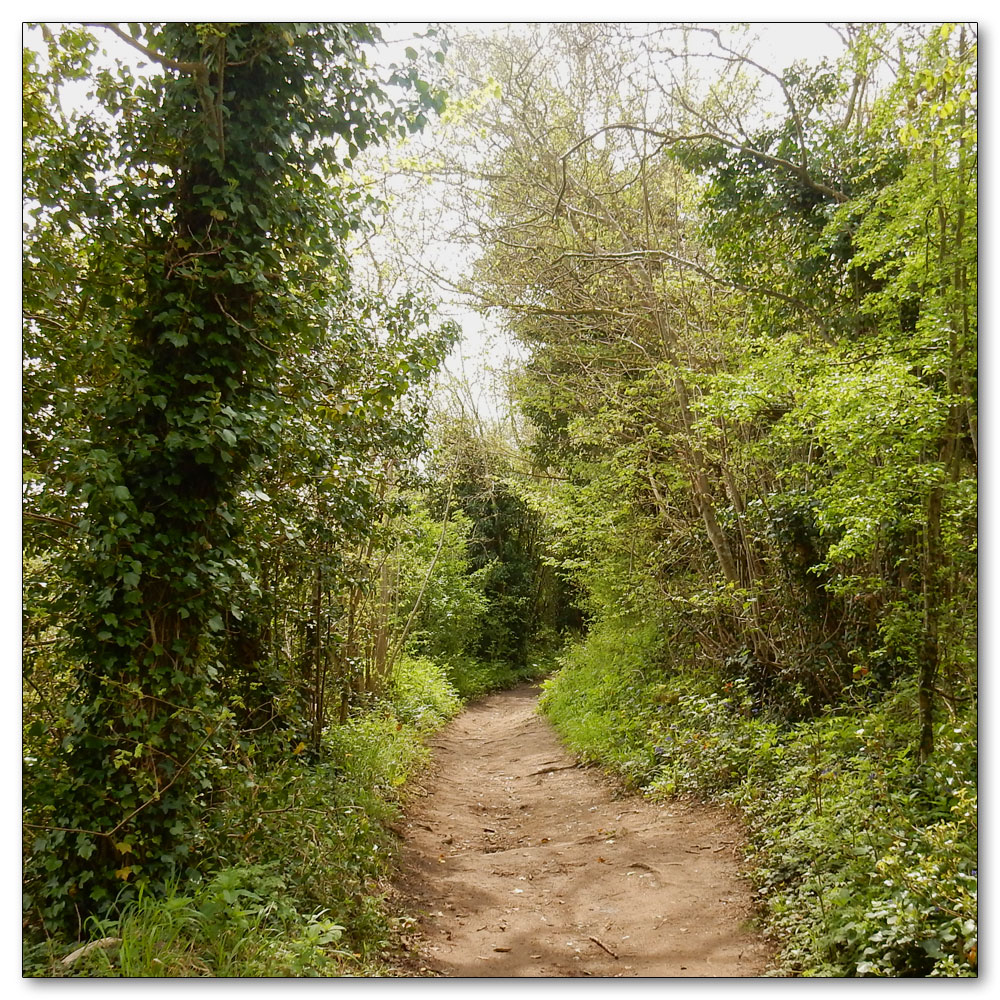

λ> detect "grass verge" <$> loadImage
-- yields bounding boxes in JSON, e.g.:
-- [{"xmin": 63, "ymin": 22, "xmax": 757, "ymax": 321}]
[{"xmin": 24, "ymin": 654, "xmax": 462, "ymax": 977}]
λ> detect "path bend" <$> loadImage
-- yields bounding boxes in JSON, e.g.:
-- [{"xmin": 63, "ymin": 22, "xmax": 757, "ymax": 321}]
[{"xmin": 390, "ymin": 682, "xmax": 774, "ymax": 978}]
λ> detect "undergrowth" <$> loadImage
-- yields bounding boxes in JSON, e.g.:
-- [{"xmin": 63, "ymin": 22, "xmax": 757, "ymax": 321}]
[
  {"xmin": 539, "ymin": 619, "xmax": 977, "ymax": 978},
  {"xmin": 442, "ymin": 651, "xmax": 555, "ymax": 701},
  {"xmin": 24, "ymin": 654, "xmax": 463, "ymax": 978}
]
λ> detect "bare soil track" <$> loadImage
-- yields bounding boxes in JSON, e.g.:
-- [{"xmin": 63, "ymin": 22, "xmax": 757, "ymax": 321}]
[{"xmin": 390, "ymin": 682, "xmax": 774, "ymax": 978}]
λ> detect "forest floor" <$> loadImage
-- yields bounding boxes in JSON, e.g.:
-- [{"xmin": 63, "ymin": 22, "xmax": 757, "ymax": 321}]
[{"xmin": 388, "ymin": 682, "xmax": 775, "ymax": 978}]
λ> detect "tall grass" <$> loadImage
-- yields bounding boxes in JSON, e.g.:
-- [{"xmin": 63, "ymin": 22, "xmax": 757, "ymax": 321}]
[
  {"xmin": 59, "ymin": 871, "xmax": 350, "ymax": 977},
  {"xmin": 27, "ymin": 653, "xmax": 465, "ymax": 978}
]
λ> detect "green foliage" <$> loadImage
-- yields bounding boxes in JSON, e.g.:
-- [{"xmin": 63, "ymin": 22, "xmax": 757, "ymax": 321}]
[
  {"xmin": 23, "ymin": 20, "xmax": 455, "ymax": 934},
  {"xmin": 445, "ymin": 653, "xmax": 555, "ymax": 703},
  {"xmin": 389, "ymin": 655, "xmax": 462, "ymax": 731},
  {"xmin": 49, "ymin": 870, "xmax": 349, "ymax": 977},
  {"xmin": 27, "ymin": 642, "xmax": 462, "ymax": 977},
  {"xmin": 860, "ymin": 789, "xmax": 977, "ymax": 977},
  {"xmin": 427, "ymin": 418, "xmax": 567, "ymax": 670},
  {"xmin": 461, "ymin": 20, "xmax": 976, "ymax": 733},
  {"xmin": 391, "ymin": 498, "xmax": 488, "ymax": 664},
  {"xmin": 25, "ymin": 19, "xmax": 978, "ymax": 979},
  {"xmin": 538, "ymin": 621, "xmax": 673, "ymax": 788},
  {"xmin": 324, "ymin": 712, "xmax": 429, "ymax": 799}
]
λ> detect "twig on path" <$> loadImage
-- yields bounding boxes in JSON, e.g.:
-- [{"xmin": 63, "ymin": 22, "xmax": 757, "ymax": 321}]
[
  {"xmin": 529, "ymin": 764, "xmax": 578, "ymax": 776},
  {"xmin": 589, "ymin": 935, "xmax": 619, "ymax": 959}
]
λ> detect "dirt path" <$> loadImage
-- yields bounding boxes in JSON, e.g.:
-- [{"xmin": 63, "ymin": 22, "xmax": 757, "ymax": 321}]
[{"xmin": 391, "ymin": 682, "xmax": 773, "ymax": 978}]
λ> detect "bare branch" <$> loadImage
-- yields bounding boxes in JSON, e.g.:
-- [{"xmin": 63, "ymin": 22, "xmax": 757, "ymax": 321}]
[
  {"xmin": 82, "ymin": 22, "xmax": 207, "ymax": 80},
  {"xmin": 554, "ymin": 122, "xmax": 848, "ymax": 221},
  {"xmin": 555, "ymin": 248, "xmax": 819, "ymax": 313},
  {"xmin": 23, "ymin": 510, "xmax": 76, "ymax": 530}
]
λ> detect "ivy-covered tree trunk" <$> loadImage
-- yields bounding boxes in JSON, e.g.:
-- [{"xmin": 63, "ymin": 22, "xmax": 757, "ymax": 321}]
[{"xmin": 34, "ymin": 22, "xmax": 405, "ymax": 928}]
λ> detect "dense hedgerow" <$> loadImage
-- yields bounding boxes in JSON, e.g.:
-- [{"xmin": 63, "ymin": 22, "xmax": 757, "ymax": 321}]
[{"xmin": 24, "ymin": 654, "xmax": 464, "ymax": 977}]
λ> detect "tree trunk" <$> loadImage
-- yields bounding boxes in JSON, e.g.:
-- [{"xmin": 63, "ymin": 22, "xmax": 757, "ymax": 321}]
[{"xmin": 918, "ymin": 483, "xmax": 942, "ymax": 761}]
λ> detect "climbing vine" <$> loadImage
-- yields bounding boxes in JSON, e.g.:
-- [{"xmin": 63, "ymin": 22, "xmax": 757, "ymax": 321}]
[{"xmin": 23, "ymin": 21, "xmax": 449, "ymax": 929}]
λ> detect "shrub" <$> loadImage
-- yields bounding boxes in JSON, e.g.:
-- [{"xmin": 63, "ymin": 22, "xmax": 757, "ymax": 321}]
[
  {"xmin": 539, "ymin": 620, "xmax": 679, "ymax": 787},
  {"xmin": 389, "ymin": 655, "xmax": 462, "ymax": 731},
  {"xmin": 29, "ymin": 648, "xmax": 465, "ymax": 977}
]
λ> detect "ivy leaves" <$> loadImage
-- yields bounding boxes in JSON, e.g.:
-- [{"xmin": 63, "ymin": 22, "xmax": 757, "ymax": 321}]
[{"xmin": 24, "ymin": 21, "xmax": 453, "ymax": 929}]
